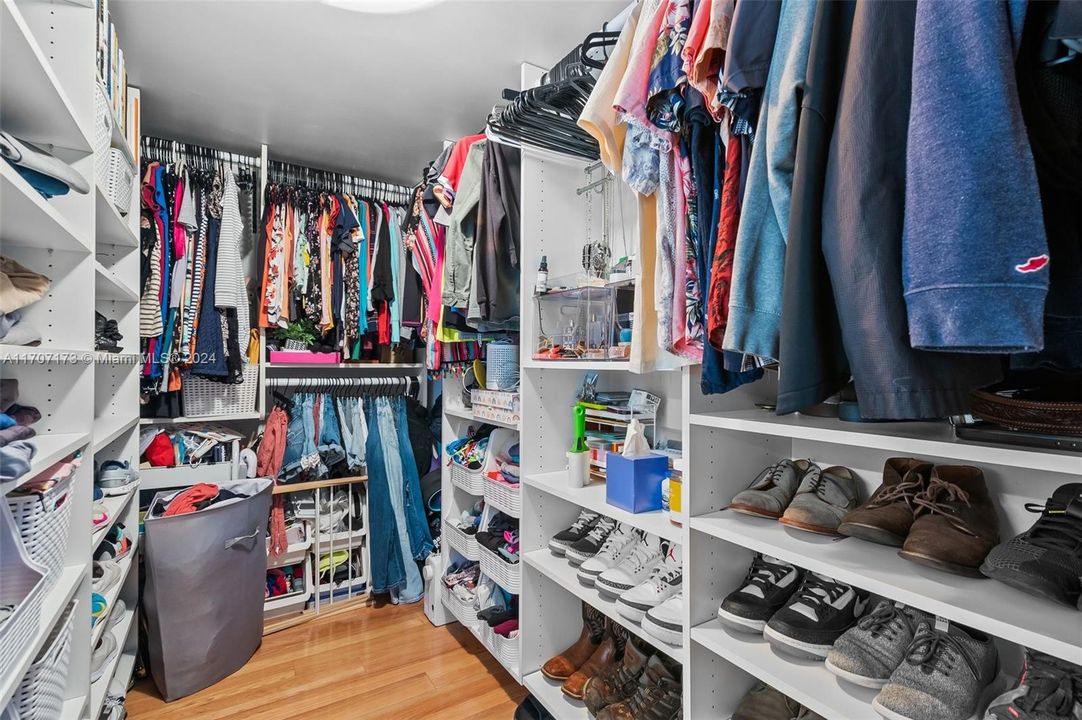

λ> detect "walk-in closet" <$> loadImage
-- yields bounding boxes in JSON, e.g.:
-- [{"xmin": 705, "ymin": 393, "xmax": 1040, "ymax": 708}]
[{"xmin": 1, "ymin": 1, "xmax": 1079, "ymax": 719}]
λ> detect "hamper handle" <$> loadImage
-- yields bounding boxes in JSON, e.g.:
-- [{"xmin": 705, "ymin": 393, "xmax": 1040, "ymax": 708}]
[{"xmin": 224, "ymin": 528, "xmax": 260, "ymax": 551}]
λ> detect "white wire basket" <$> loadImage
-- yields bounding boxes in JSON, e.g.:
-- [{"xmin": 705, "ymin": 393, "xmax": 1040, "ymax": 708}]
[
  {"xmin": 485, "ymin": 343, "xmax": 519, "ymax": 391},
  {"xmin": 478, "ymin": 544, "xmax": 520, "ymax": 594},
  {"xmin": 483, "ymin": 624, "xmax": 520, "ymax": 671},
  {"xmin": 442, "ymin": 582, "xmax": 479, "ymax": 627},
  {"xmin": 483, "ymin": 475, "xmax": 521, "ymax": 518},
  {"xmin": 9, "ymin": 600, "xmax": 76, "ymax": 720},
  {"xmin": 442, "ymin": 521, "xmax": 479, "ymax": 561},
  {"xmin": 93, "ymin": 83, "xmax": 112, "ymax": 190},
  {"xmin": 182, "ymin": 363, "xmax": 259, "ymax": 417},
  {"xmin": 106, "ymin": 148, "xmax": 134, "ymax": 215},
  {"xmin": 5, "ymin": 473, "xmax": 75, "ymax": 590},
  {"xmin": 0, "ymin": 503, "xmax": 47, "ymax": 684}
]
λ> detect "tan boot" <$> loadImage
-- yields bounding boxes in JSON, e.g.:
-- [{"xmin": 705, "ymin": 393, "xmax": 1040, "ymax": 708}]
[
  {"xmin": 541, "ymin": 603, "xmax": 605, "ymax": 681},
  {"xmin": 562, "ymin": 623, "xmax": 628, "ymax": 699}
]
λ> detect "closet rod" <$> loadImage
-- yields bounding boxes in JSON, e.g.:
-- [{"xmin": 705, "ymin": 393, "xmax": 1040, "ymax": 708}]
[
  {"xmin": 141, "ymin": 135, "xmax": 260, "ymax": 167},
  {"xmin": 265, "ymin": 376, "xmax": 419, "ymax": 392},
  {"xmin": 266, "ymin": 158, "xmax": 413, "ymax": 205}
]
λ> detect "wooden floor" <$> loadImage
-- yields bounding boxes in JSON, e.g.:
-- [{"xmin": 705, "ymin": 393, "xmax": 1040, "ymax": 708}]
[{"xmin": 127, "ymin": 602, "xmax": 526, "ymax": 719}]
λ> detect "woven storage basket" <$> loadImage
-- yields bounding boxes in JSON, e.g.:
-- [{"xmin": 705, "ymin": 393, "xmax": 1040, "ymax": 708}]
[
  {"xmin": 485, "ymin": 343, "xmax": 519, "ymax": 391},
  {"xmin": 182, "ymin": 363, "xmax": 259, "ymax": 417},
  {"xmin": 442, "ymin": 583, "xmax": 479, "ymax": 627},
  {"xmin": 93, "ymin": 83, "xmax": 112, "ymax": 190},
  {"xmin": 0, "ymin": 503, "xmax": 47, "ymax": 683},
  {"xmin": 483, "ymin": 476, "xmax": 521, "ymax": 518},
  {"xmin": 449, "ymin": 461, "xmax": 485, "ymax": 495},
  {"xmin": 106, "ymin": 148, "xmax": 134, "ymax": 215},
  {"xmin": 479, "ymin": 544, "xmax": 520, "ymax": 594},
  {"xmin": 10, "ymin": 600, "xmax": 76, "ymax": 720},
  {"xmin": 442, "ymin": 521, "xmax": 479, "ymax": 561},
  {"xmin": 5, "ymin": 473, "xmax": 75, "ymax": 590},
  {"xmin": 484, "ymin": 625, "xmax": 520, "ymax": 671}
]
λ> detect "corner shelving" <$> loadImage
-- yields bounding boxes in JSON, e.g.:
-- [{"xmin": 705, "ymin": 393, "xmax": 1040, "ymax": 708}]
[
  {"xmin": 94, "ymin": 260, "xmax": 139, "ymax": 303},
  {"xmin": 0, "ymin": 160, "xmax": 93, "ymax": 253},
  {"xmin": 94, "ymin": 186, "xmax": 139, "ymax": 248}
]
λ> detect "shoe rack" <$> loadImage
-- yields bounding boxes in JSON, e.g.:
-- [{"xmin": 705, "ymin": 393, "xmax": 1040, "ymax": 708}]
[{"xmin": 0, "ymin": 1, "xmax": 141, "ymax": 717}]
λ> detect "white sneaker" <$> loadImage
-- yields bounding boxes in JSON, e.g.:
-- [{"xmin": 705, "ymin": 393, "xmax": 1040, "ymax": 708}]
[
  {"xmin": 642, "ymin": 593, "xmax": 683, "ymax": 647},
  {"xmin": 575, "ymin": 523, "xmax": 640, "ymax": 586},
  {"xmin": 92, "ymin": 561, "xmax": 122, "ymax": 595},
  {"xmin": 91, "ymin": 633, "xmax": 119, "ymax": 684},
  {"xmin": 595, "ymin": 535, "xmax": 664, "ymax": 598},
  {"xmin": 617, "ymin": 543, "xmax": 681, "ymax": 622}
]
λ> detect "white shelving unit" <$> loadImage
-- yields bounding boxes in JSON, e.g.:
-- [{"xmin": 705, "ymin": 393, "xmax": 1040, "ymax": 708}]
[{"xmin": 0, "ymin": 1, "xmax": 142, "ymax": 717}]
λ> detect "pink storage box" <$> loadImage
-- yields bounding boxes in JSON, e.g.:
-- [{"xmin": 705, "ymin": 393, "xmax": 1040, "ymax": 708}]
[{"xmin": 268, "ymin": 350, "xmax": 340, "ymax": 365}]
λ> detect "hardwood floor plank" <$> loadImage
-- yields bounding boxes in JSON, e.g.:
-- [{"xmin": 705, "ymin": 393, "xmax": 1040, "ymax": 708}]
[{"xmin": 127, "ymin": 603, "xmax": 523, "ymax": 720}]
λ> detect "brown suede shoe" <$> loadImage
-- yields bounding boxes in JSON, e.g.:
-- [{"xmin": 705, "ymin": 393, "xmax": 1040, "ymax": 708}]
[
  {"xmin": 898, "ymin": 465, "xmax": 1000, "ymax": 577},
  {"xmin": 838, "ymin": 458, "xmax": 933, "ymax": 546},
  {"xmin": 732, "ymin": 683, "xmax": 802, "ymax": 720},
  {"xmin": 597, "ymin": 676, "xmax": 681, "ymax": 720},
  {"xmin": 583, "ymin": 640, "xmax": 650, "ymax": 715},
  {"xmin": 562, "ymin": 624, "xmax": 628, "ymax": 699},
  {"xmin": 541, "ymin": 603, "xmax": 605, "ymax": 681}
]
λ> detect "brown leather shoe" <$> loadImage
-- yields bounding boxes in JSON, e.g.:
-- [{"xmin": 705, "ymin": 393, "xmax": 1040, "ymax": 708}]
[
  {"xmin": 597, "ymin": 675, "xmax": 681, "ymax": 720},
  {"xmin": 838, "ymin": 458, "xmax": 933, "ymax": 546},
  {"xmin": 732, "ymin": 682, "xmax": 802, "ymax": 720},
  {"xmin": 541, "ymin": 603, "xmax": 605, "ymax": 681},
  {"xmin": 562, "ymin": 624, "xmax": 628, "ymax": 699},
  {"xmin": 583, "ymin": 640, "xmax": 650, "ymax": 715},
  {"xmin": 898, "ymin": 465, "xmax": 1000, "ymax": 577}
]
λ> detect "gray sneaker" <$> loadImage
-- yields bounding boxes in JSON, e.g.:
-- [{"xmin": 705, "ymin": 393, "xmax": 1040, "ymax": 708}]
[
  {"xmin": 873, "ymin": 621, "xmax": 999, "ymax": 720},
  {"xmin": 984, "ymin": 650, "xmax": 1082, "ymax": 720},
  {"xmin": 729, "ymin": 459, "xmax": 816, "ymax": 519},
  {"xmin": 780, "ymin": 465, "xmax": 861, "ymax": 535},
  {"xmin": 826, "ymin": 601, "xmax": 928, "ymax": 689}
]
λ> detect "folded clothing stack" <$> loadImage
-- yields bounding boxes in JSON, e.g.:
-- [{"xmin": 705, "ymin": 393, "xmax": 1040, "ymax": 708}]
[
  {"xmin": 454, "ymin": 501, "xmax": 484, "ymax": 535},
  {"xmin": 442, "ymin": 560, "xmax": 481, "ymax": 603},
  {"xmin": 477, "ymin": 594, "xmax": 519, "ymax": 638},
  {"xmin": 491, "ymin": 442, "xmax": 520, "ymax": 487},
  {"xmin": 475, "ymin": 512, "xmax": 519, "ymax": 564},
  {"xmin": 0, "ymin": 256, "xmax": 51, "ymax": 347},
  {"xmin": 0, "ymin": 379, "xmax": 42, "ymax": 485}
]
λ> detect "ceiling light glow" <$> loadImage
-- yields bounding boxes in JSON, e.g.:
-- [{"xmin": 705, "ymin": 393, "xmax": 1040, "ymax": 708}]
[{"xmin": 321, "ymin": 0, "xmax": 446, "ymax": 14}]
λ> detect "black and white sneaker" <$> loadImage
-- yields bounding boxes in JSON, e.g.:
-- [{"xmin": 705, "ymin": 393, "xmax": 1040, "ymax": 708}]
[
  {"xmin": 764, "ymin": 572, "xmax": 868, "ymax": 660},
  {"xmin": 718, "ymin": 554, "xmax": 803, "ymax": 634},
  {"xmin": 549, "ymin": 510, "xmax": 601, "ymax": 556},
  {"xmin": 565, "ymin": 516, "xmax": 617, "ymax": 566}
]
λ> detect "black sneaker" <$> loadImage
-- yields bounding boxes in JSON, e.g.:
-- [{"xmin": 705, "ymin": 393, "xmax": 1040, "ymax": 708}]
[
  {"xmin": 981, "ymin": 483, "xmax": 1082, "ymax": 609},
  {"xmin": 718, "ymin": 554, "xmax": 803, "ymax": 634},
  {"xmin": 985, "ymin": 649, "xmax": 1082, "ymax": 720},
  {"xmin": 565, "ymin": 516, "xmax": 617, "ymax": 566},
  {"xmin": 549, "ymin": 510, "xmax": 601, "ymax": 556},
  {"xmin": 764, "ymin": 572, "xmax": 868, "ymax": 660}
]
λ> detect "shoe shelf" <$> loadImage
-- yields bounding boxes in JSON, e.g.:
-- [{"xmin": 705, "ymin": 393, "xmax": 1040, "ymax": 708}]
[
  {"xmin": 94, "ymin": 260, "xmax": 140, "ymax": 303},
  {"xmin": 91, "ymin": 537, "xmax": 138, "ymax": 648},
  {"xmin": 524, "ymin": 470, "xmax": 683, "ymax": 544},
  {"xmin": 92, "ymin": 413, "xmax": 140, "ymax": 454},
  {"xmin": 89, "ymin": 605, "xmax": 136, "ymax": 720},
  {"xmin": 688, "ymin": 409, "xmax": 1082, "ymax": 476},
  {"xmin": 692, "ymin": 510, "xmax": 1082, "ymax": 665},
  {"xmin": 0, "ymin": 0, "xmax": 93, "ymax": 154},
  {"xmin": 1, "ymin": 431, "xmax": 92, "ymax": 495},
  {"xmin": 525, "ymin": 549, "xmax": 685, "ymax": 665},
  {"xmin": 0, "ymin": 564, "xmax": 84, "ymax": 710},
  {"xmin": 0, "ymin": 160, "xmax": 93, "ymax": 253},
  {"xmin": 91, "ymin": 485, "xmax": 138, "ymax": 549},
  {"xmin": 691, "ymin": 619, "xmax": 877, "ymax": 720},
  {"xmin": 94, "ymin": 186, "xmax": 139, "ymax": 248},
  {"xmin": 522, "ymin": 672, "xmax": 588, "ymax": 720}
]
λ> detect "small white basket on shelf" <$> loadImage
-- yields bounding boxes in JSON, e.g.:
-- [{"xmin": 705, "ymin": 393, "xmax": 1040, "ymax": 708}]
[
  {"xmin": 6, "ymin": 472, "xmax": 75, "ymax": 590},
  {"xmin": 449, "ymin": 460, "xmax": 486, "ymax": 495},
  {"xmin": 106, "ymin": 148, "xmax": 134, "ymax": 215},
  {"xmin": 442, "ymin": 521, "xmax": 479, "ymax": 561},
  {"xmin": 0, "ymin": 503, "xmax": 47, "ymax": 682},
  {"xmin": 93, "ymin": 83, "xmax": 112, "ymax": 189},
  {"xmin": 9, "ymin": 600, "xmax": 76, "ymax": 720},
  {"xmin": 442, "ymin": 582, "xmax": 479, "ymax": 627},
  {"xmin": 182, "ymin": 363, "xmax": 259, "ymax": 418},
  {"xmin": 478, "ymin": 544, "xmax": 521, "ymax": 594},
  {"xmin": 483, "ymin": 475, "xmax": 521, "ymax": 518},
  {"xmin": 483, "ymin": 624, "xmax": 520, "ymax": 671}
]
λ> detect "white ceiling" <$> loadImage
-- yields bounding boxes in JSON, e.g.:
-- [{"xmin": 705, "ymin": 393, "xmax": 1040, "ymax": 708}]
[{"xmin": 112, "ymin": 0, "xmax": 627, "ymax": 185}]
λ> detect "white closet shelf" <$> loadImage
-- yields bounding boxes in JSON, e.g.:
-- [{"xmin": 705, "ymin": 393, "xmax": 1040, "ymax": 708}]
[
  {"xmin": 139, "ymin": 412, "xmax": 261, "ymax": 425},
  {"xmin": 692, "ymin": 619, "xmax": 877, "ymax": 720},
  {"xmin": 92, "ymin": 487, "xmax": 138, "ymax": 550},
  {"xmin": 91, "ymin": 538, "xmax": 138, "ymax": 648},
  {"xmin": 525, "ymin": 550, "xmax": 685, "ymax": 665},
  {"xmin": 523, "ymin": 671, "xmax": 588, "ymax": 720},
  {"xmin": 0, "ymin": 345, "xmax": 93, "ymax": 362},
  {"xmin": 109, "ymin": 645, "xmax": 138, "ymax": 697},
  {"xmin": 93, "ymin": 414, "xmax": 140, "ymax": 453},
  {"xmin": 689, "ymin": 409, "xmax": 1082, "ymax": 475},
  {"xmin": 95, "ymin": 261, "xmax": 140, "ymax": 303},
  {"xmin": 523, "ymin": 359, "xmax": 633, "ymax": 371},
  {"xmin": 525, "ymin": 471, "xmax": 682, "ymax": 543},
  {"xmin": 0, "ymin": 564, "xmax": 84, "ymax": 709},
  {"xmin": 59, "ymin": 695, "xmax": 87, "ymax": 720},
  {"xmin": 267, "ymin": 540, "xmax": 312, "ymax": 570},
  {"xmin": 692, "ymin": 511, "xmax": 1082, "ymax": 664},
  {"xmin": 89, "ymin": 605, "xmax": 136, "ymax": 720},
  {"xmin": 95, "ymin": 186, "xmax": 139, "ymax": 248},
  {"xmin": 445, "ymin": 403, "xmax": 520, "ymax": 431},
  {"xmin": 0, "ymin": 432, "xmax": 92, "ymax": 495},
  {"xmin": 0, "ymin": 0, "xmax": 93, "ymax": 153},
  {"xmin": 0, "ymin": 161, "xmax": 93, "ymax": 254}
]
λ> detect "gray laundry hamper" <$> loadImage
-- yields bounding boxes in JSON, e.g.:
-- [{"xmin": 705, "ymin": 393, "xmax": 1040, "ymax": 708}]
[{"xmin": 143, "ymin": 478, "xmax": 274, "ymax": 701}]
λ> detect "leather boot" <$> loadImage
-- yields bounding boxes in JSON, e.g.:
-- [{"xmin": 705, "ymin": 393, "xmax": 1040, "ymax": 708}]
[
  {"xmin": 583, "ymin": 640, "xmax": 650, "ymax": 714},
  {"xmin": 541, "ymin": 603, "xmax": 605, "ymax": 681},
  {"xmin": 899, "ymin": 465, "xmax": 1000, "ymax": 577},
  {"xmin": 562, "ymin": 623, "xmax": 628, "ymax": 699},
  {"xmin": 597, "ymin": 675, "xmax": 681, "ymax": 720},
  {"xmin": 838, "ymin": 458, "xmax": 933, "ymax": 546}
]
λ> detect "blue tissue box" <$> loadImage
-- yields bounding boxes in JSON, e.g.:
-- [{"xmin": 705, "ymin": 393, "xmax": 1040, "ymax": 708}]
[{"xmin": 605, "ymin": 452, "xmax": 668, "ymax": 513}]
